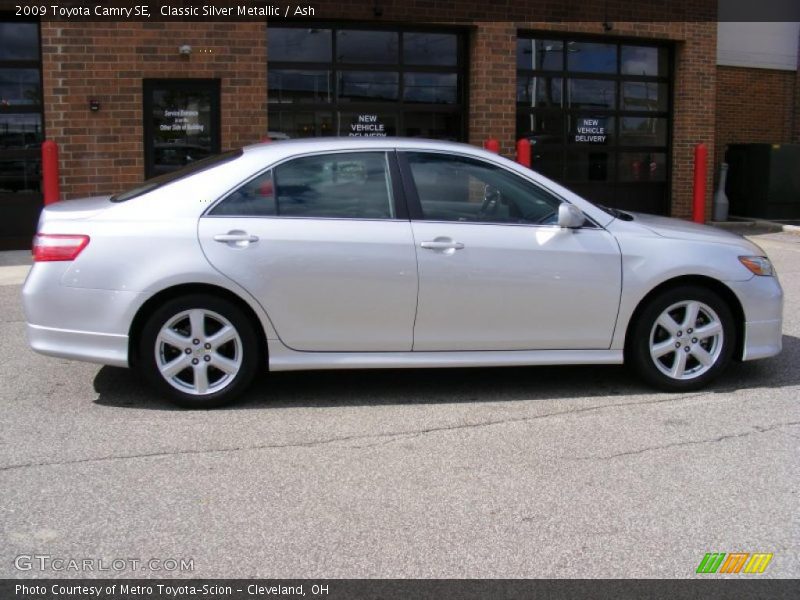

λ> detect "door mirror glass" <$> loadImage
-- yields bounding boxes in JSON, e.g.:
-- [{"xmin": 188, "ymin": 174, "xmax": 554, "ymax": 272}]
[{"xmin": 557, "ymin": 203, "xmax": 586, "ymax": 228}]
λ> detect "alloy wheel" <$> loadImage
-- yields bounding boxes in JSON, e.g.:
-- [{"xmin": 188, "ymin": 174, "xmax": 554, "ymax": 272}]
[
  {"xmin": 154, "ymin": 308, "xmax": 243, "ymax": 395},
  {"xmin": 649, "ymin": 300, "xmax": 724, "ymax": 380}
]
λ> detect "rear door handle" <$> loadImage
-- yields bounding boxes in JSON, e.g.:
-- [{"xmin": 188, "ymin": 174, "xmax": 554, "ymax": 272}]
[
  {"xmin": 420, "ymin": 240, "xmax": 465, "ymax": 251},
  {"xmin": 213, "ymin": 231, "xmax": 259, "ymax": 246}
]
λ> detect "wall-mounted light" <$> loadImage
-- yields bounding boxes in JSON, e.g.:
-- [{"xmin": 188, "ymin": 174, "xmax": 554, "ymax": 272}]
[
  {"xmin": 179, "ymin": 44, "xmax": 192, "ymax": 56},
  {"xmin": 89, "ymin": 99, "xmax": 100, "ymax": 112}
]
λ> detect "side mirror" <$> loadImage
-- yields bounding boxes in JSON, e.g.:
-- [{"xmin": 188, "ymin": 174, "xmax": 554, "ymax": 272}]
[{"xmin": 557, "ymin": 203, "xmax": 586, "ymax": 229}]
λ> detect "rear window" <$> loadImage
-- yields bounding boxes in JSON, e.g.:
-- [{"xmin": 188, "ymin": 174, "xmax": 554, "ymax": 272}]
[{"xmin": 110, "ymin": 150, "xmax": 243, "ymax": 202}]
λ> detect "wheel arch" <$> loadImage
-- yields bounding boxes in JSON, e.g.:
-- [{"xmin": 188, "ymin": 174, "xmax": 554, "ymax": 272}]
[
  {"xmin": 624, "ymin": 275, "xmax": 746, "ymax": 361},
  {"xmin": 128, "ymin": 283, "xmax": 269, "ymax": 369}
]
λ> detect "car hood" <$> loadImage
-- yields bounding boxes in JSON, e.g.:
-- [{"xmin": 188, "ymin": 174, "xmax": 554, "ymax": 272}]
[
  {"xmin": 627, "ymin": 212, "xmax": 744, "ymax": 244},
  {"xmin": 40, "ymin": 196, "xmax": 112, "ymax": 221}
]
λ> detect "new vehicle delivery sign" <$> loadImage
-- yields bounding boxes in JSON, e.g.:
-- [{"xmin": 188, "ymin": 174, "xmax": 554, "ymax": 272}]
[{"xmin": 574, "ymin": 117, "xmax": 607, "ymax": 144}]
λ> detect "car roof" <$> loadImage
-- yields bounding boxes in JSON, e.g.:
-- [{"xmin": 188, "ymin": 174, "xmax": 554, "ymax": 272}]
[{"xmin": 241, "ymin": 137, "xmax": 492, "ymax": 160}]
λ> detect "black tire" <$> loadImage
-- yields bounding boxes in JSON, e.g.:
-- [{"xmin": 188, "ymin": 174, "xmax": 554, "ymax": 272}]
[
  {"xmin": 627, "ymin": 285, "xmax": 735, "ymax": 392},
  {"xmin": 139, "ymin": 294, "xmax": 261, "ymax": 408}
]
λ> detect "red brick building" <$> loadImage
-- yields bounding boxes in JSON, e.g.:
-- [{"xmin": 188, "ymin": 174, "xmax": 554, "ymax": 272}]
[{"xmin": 0, "ymin": 1, "xmax": 798, "ymax": 248}]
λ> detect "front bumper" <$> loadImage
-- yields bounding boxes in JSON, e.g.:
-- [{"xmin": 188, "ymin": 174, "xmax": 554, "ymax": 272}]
[{"xmin": 726, "ymin": 275, "xmax": 784, "ymax": 361}]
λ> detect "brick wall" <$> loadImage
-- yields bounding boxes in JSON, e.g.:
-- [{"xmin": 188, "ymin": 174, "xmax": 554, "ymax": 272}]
[
  {"xmin": 40, "ymin": 0, "xmax": 718, "ymax": 219},
  {"xmin": 40, "ymin": 22, "xmax": 267, "ymax": 199},
  {"xmin": 714, "ymin": 66, "xmax": 796, "ymax": 173}
]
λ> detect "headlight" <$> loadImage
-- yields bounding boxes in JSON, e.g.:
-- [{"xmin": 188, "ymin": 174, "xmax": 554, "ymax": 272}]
[{"xmin": 739, "ymin": 256, "xmax": 775, "ymax": 277}]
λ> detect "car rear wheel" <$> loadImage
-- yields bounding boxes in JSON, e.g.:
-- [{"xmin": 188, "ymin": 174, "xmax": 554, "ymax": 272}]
[
  {"xmin": 628, "ymin": 286, "xmax": 735, "ymax": 391},
  {"xmin": 139, "ymin": 294, "xmax": 260, "ymax": 408}
]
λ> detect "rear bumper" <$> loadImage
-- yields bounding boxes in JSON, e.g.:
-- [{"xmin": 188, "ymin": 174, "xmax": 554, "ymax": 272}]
[
  {"xmin": 26, "ymin": 323, "xmax": 129, "ymax": 367},
  {"xmin": 22, "ymin": 262, "xmax": 143, "ymax": 368}
]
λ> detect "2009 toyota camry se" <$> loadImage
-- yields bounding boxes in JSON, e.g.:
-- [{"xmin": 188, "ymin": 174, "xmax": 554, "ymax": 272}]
[{"xmin": 22, "ymin": 138, "xmax": 783, "ymax": 408}]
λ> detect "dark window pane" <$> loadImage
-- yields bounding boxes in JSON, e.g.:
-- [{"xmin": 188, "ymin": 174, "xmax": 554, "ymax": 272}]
[
  {"xmin": 338, "ymin": 71, "xmax": 399, "ymax": 102},
  {"xmin": 0, "ymin": 23, "xmax": 39, "ymax": 60},
  {"xmin": 268, "ymin": 70, "xmax": 331, "ymax": 104},
  {"xmin": 568, "ymin": 79, "xmax": 615, "ymax": 109},
  {"xmin": 565, "ymin": 151, "xmax": 612, "ymax": 182},
  {"xmin": 403, "ymin": 73, "xmax": 457, "ymax": 104},
  {"xmin": 0, "ymin": 113, "xmax": 43, "ymax": 148},
  {"xmin": 268, "ymin": 28, "xmax": 331, "ymax": 62},
  {"xmin": 620, "ymin": 117, "xmax": 667, "ymax": 146},
  {"xmin": 619, "ymin": 152, "xmax": 667, "ymax": 182},
  {"xmin": 621, "ymin": 46, "xmax": 668, "ymax": 77},
  {"xmin": 0, "ymin": 69, "xmax": 41, "ymax": 106},
  {"xmin": 569, "ymin": 115, "xmax": 614, "ymax": 145},
  {"xmin": 0, "ymin": 157, "xmax": 40, "ymax": 193},
  {"xmin": 621, "ymin": 81, "xmax": 668, "ymax": 112},
  {"xmin": 211, "ymin": 170, "xmax": 276, "ymax": 216},
  {"xmin": 274, "ymin": 152, "xmax": 394, "ymax": 219},
  {"xmin": 517, "ymin": 39, "xmax": 563, "ymax": 70},
  {"xmin": 517, "ymin": 76, "xmax": 562, "ymax": 108},
  {"xmin": 268, "ymin": 110, "xmax": 334, "ymax": 139},
  {"xmin": 403, "ymin": 112, "xmax": 461, "ymax": 140},
  {"xmin": 339, "ymin": 111, "xmax": 396, "ymax": 137},
  {"xmin": 337, "ymin": 30, "xmax": 398, "ymax": 64},
  {"xmin": 529, "ymin": 151, "xmax": 564, "ymax": 181},
  {"xmin": 516, "ymin": 112, "xmax": 564, "ymax": 146},
  {"xmin": 405, "ymin": 152, "xmax": 561, "ymax": 225},
  {"xmin": 403, "ymin": 32, "xmax": 457, "ymax": 66},
  {"xmin": 567, "ymin": 42, "xmax": 616, "ymax": 73}
]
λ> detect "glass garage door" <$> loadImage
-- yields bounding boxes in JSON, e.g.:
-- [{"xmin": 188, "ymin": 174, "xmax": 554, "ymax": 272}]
[
  {"xmin": 267, "ymin": 25, "xmax": 466, "ymax": 142},
  {"xmin": 517, "ymin": 35, "xmax": 672, "ymax": 215},
  {"xmin": 0, "ymin": 19, "xmax": 43, "ymax": 249}
]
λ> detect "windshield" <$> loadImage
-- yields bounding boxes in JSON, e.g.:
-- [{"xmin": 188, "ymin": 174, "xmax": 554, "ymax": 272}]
[{"xmin": 110, "ymin": 149, "xmax": 243, "ymax": 202}]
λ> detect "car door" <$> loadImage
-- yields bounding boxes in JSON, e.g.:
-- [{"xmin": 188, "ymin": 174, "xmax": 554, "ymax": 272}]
[
  {"xmin": 198, "ymin": 150, "xmax": 418, "ymax": 352},
  {"xmin": 399, "ymin": 151, "xmax": 622, "ymax": 351}
]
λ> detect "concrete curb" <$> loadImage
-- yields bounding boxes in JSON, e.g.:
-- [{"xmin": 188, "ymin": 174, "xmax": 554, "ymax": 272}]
[{"xmin": 709, "ymin": 218, "xmax": 800, "ymax": 234}]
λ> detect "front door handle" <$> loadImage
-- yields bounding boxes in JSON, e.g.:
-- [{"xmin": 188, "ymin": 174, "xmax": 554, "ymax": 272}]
[
  {"xmin": 420, "ymin": 240, "xmax": 465, "ymax": 251},
  {"xmin": 213, "ymin": 231, "xmax": 259, "ymax": 247}
]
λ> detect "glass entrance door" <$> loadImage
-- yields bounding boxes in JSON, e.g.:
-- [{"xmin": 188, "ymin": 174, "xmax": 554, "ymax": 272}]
[{"xmin": 143, "ymin": 79, "xmax": 221, "ymax": 179}]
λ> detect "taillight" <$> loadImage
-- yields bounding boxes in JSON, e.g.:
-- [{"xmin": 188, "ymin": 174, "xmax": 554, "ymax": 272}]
[{"xmin": 32, "ymin": 234, "xmax": 90, "ymax": 262}]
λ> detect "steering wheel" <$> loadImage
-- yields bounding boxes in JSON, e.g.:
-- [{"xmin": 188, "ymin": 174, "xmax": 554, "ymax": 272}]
[{"xmin": 477, "ymin": 185, "xmax": 501, "ymax": 220}]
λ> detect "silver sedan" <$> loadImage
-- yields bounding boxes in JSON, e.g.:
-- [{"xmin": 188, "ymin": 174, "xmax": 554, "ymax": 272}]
[{"xmin": 22, "ymin": 139, "xmax": 783, "ymax": 407}]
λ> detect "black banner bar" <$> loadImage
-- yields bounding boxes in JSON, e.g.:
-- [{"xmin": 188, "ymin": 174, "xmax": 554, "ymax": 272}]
[
  {"xmin": 1, "ymin": 579, "xmax": 799, "ymax": 600},
  {"xmin": 2, "ymin": 0, "xmax": 800, "ymax": 22}
]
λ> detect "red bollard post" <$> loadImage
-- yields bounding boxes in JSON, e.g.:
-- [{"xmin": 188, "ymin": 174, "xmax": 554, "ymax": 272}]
[
  {"xmin": 483, "ymin": 138, "xmax": 500, "ymax": 154},
  {"xmin": 41, "ymin": 140, "xmax": 60, "ymax": 206},
  {"xmin": 692, "ymin": 143, "xmax": 707, "ymax": 224},
  {"xmin": 516, "ymin": 138, "xmax": 531, "ymax": 168}
]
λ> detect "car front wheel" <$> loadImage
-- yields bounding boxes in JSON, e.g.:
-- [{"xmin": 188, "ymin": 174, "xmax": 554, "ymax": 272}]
[
  {"xmin": 628, "ymin": 286, "xmax": 735, "ymax": 391},
  {"xmin": 139, "ymin": 294, "xmax": 260, "ymax": 408}
]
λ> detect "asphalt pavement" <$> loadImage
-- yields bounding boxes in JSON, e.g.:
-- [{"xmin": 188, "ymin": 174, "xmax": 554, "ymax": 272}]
[{"xmin": 0, "ymin": 231, "xmax": 798, "ymax": 579}]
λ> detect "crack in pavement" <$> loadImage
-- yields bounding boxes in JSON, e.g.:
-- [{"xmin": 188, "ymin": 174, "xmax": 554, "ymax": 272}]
[
  {"xmin": 570, "ymin": 421, "xmax": 800, "ymax": 461},
  {"xmin": 0, "ymin": 390, "xmax": 776, "ymax": 473}
]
